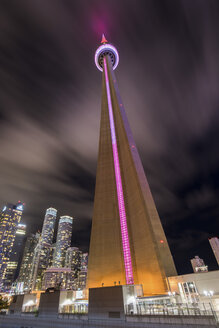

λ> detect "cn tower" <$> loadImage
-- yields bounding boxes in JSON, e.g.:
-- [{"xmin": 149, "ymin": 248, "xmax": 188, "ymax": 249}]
[{"xmin": 87, "ymin": 35, "xmax": 176, "ymax": 295}]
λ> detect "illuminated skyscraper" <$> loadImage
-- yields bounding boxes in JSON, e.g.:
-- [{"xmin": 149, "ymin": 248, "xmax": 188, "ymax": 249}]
[
  {"xmin": 190, "ymin": 256, "xmax": 208, "ymax": 273},
  {"xmin": 65, "ymin": 247, "xmax": 82, "ymax": 290},
  {"xmin": 15, "ymin": 232, "xmax": 40, "ymax": 294},
  {"xmin": 78, "ymin": 252, "xmax": 88, "ymax": 290},
  {"xmin": 41, "ymin": 207, "xmax": 57, "ymax": 245},
  {"xmin": 78, "ymin": 270, "xmax": 87, "ymax": 290},
  {"xmin": 64, "ymin": 248, "xmax": 89, "ymax": 290},
  {"xmin": 43, "ymin": 267, "xmax": 73, "ymax": 290},
  {"xmin": 87, "ymin": 36, "xmax": 176, "ymax": 295},
  {"xmin": 4, "ymin": 223, "xmax": 26, "ymax": 291},
  {"xmin": 0, "ymin": 202, "xmax": 24, "ymax": 291},
  {"xmin": 30, "ymin": 208, "xmax": 57, "ymax": 290},
  {"xmin": 209, "ymin": 237, "xmax": 219, "ymax": 266},
  {"xmin": 31, "ymin": 241, "xmax": 54, "ymax": 291},
  {"xmin": 53, "ymin": 216, "xmax": 73, "ymax": 267},
  {"xmin": 81, "ymin": 252, "xmax": 88, "ymax": 271},
  {"xmin": 65, "ymin": 247, "xmax": 82, "ymax": 277}
]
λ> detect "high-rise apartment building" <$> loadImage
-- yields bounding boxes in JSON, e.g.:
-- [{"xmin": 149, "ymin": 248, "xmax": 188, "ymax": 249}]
[
  {"xmin": 0, "ymin": 202, "xmax": 24, "ymax": 291},
  {"xmin": 65, "ymin": 247, "xmax": 82, "ymax": 290},
  {"xmin": 77, "ymin": 270, "xmax": 87, "ymax": 290},
  {"xmin": 64, "ymin": 249, "xmax": 89, "ymax": 290},
  {"xmin": 77, "ymin": 253, "xmax": 88, "ymax": 290},
  {"xmin": 80, "ymin": 252, "xmax": 88, "ymax": 271},
  {"xmin": 43, "ymin": 267, "xmax": 74, "ymax": 290},
  {"xmin": 209, "ymin": 237, "xmax": 219, "ymax": 266},
  {"xmin": 41, "ymin": 208, "xmax": 57, "ymax": 245},
  {"xmin": 30, "ymin": 208, "xmax": 57, "ymax": 291},
  {"xmin": 65, "ymin": 247, "xmax": 81, "ymax": 277},
  {"xmin": 53, "ymin": 216, "xmax": 73, "ymax": 268},
  {"xmin": 31, "ymin": 241, "xmax": 54, "ymax": 291},
  {"xmin": 190, "ymin": 256, "xmax": 208, "ymax": 273},
  {"xmin": 4, "ymin": 223, "xmax": 26, "ymax": 291},
  {"xmin": 15, "ymin": 232, "xmax": 40, "ymax": 294},
  {"xmin": 88, "ymin": 36, "xmax": 176, "ymax": 295}
]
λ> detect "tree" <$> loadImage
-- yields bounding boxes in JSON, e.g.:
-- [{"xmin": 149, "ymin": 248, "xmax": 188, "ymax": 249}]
[{"xmin": 0, "ymin": 295, "xmax": 9, "ymax": 310}]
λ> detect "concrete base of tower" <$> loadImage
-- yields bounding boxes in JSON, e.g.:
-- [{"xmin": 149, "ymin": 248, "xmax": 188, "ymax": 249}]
[
  {"xmin": 89, "ymin": 286, "xmax": 125, "ymax": 319},
  {"xmin": 88, "ymin": 284, "xmax": 144, "ymax": 319},
  {"xmin": 8, "ymin": 294, "xmax": 24, "ymax": 314},
  {"xmin": 38, "ymin": 290, "xmax": 60, "ymax": 316}
]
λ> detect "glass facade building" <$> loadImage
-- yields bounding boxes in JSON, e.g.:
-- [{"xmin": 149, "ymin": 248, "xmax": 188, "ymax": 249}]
[
  {"xmin": 209, "ymin": 237, "xmax": 219, "ymax": 266},
  {"xmin": 65, "ymin": 247, "xmax": 81, "ymax": 277},
  {"xmin": 43, "ymin": 267, "xmax": 74, "ymax": 290},
  {"xmin": 0, "ymin": 202, "xmax": 24, "ymax": 291},
  {"xmin": 14, "ymin": 232, "xmax": 40, "ymax": 294},
  {"xmin": 4, "ymin": 223, "xmax": 26, "ymax": 291},
  {"xmin": 41, "ymin": 208, "xmax": 57, "ymax": 245},
  {"xmin": 65, "ymin": 247, "xmax": 82, "ymax": 290},
  {"xmin": 30, "ymin": 208, "xmax": 57, "ymax": 291},
  {"xmin": 190, "ymin": 256, "xmax": 208, "ymax": 273},
  {"xmin": 53, "ymin": 216, "xmax": 73, "ymax": 268},
  {"xmin": 80, "ymin": 252, "xmax": 88, "ymax": 271}
]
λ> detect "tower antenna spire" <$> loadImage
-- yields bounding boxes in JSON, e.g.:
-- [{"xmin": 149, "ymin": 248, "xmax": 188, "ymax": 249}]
[{"xmin": 101, "ymin": 34, "xmax": 108, "ymax": 44}]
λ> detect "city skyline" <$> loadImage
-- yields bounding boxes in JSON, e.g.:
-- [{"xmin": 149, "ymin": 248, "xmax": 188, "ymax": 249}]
[
  {"xmin": 0, "ymin": 1, "xmax": 219, "ymax": 275},
  {"xmin": 10, "ymin": 207, "xmax": 87, "ymax": 294}
]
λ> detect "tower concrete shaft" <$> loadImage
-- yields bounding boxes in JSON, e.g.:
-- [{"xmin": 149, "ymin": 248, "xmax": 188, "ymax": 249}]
[{"xmin": 88, "ymin": 42, "xmax": 176, "ymax": 296}]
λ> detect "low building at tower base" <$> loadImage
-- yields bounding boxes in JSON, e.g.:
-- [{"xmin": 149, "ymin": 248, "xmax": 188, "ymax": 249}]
[{"xmin": 5, "ymin": 277, "xmax": 219, "ymax": 327}]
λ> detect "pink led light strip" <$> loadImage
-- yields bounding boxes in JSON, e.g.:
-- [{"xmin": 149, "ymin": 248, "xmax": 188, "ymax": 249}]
[{"xmin": 103, "ymin": 57, "xmax": 134, "ymax": 285}]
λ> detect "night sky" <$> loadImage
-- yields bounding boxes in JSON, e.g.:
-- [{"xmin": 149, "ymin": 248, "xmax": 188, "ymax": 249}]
[{"xmin": 0, "ymin": 0, "xmax": 219, "ymax": 275}]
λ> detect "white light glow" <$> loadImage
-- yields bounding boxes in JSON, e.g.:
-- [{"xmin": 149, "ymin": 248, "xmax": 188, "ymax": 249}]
[
  {"xmin": 203, "ymin": 290, "xmax": 214, "ymax": 297},
  {"xmin": 18, "ymin": 224, "xmax": 26, "ymax": 228},
  {"xmin": 62, "ymin": 299, "xmax": 73, "ymax": 306},
  {"xmin": 95, "ymin": 43, "xmax": 119, "ymax": 72},
  {"xmin": 46, "ymin": 208, "xmax": 57, "ymax": 216},
  {"xmin": 16, "ymin": 205, "xmax": 23, "ymax": 211},
  {"xmin": 60, "ymin": 216, "xmax": 73, "ymax": 224},
  {"xmin": 127, "ymin": 296, "xmax": 136, "ymax": 304},
  {"xmin": 16, "ymin": 231, "xmax": 26, "ymax": 235},
  {"xmin": 24, "ymin": 300, "xmax": 35, "ymax": 307},
  {"xmin": 168, "ymin": 291, "xmax": 176, "ymax": 296}
]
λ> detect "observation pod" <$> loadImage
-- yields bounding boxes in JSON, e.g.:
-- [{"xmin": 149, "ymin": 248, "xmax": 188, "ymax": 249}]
[
  {"xmin": 95, "ymin": 34, "xmax": 119, "ymax": 72},
  {"xmin": 88, "ymin": 36, "xmax": 177, "ymax": 296}
]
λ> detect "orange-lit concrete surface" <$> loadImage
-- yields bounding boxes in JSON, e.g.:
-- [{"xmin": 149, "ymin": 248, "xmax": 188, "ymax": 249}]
[{"xmin": 88, "ymin": 41, "xmax": 176, "ymax": 296}]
